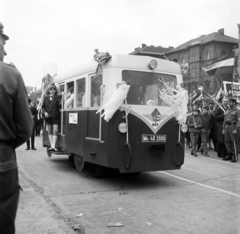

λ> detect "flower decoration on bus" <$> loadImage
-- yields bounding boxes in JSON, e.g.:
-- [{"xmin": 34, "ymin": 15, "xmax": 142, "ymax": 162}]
[{"xmin": 158, "ymin": 79, "xmax": 188, "ymax": 125}]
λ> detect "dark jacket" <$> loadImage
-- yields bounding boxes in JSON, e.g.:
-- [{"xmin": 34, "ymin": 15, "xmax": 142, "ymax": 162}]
[
  {"xmin": 214, "ymin": 106, "xmax": 226, "ymax": 144},
  {"xmin": 200, "ymin": 113, "xmax": 212, "ymax": 131},
  {"xmin": 30, "ymin": 106, "xmax": 38, "ymax": 122},
  {"xmin": 0, "ymin": 62, "xmax": 33, "ymax": 149},
  {"xmin": 0, "ymin": 61, "xmax": 33, "ymax": 172},
  {"xmin": 187, "ymin": 115, "xmax": 203, "ymax": 133},
  {"xmin": 42, "ymin": 95, "xmax": 62, "ymax": 119}
]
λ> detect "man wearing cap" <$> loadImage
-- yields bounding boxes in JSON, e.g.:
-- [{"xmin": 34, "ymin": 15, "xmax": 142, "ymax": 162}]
[
  {"xmin": 187, "ymin": 108, "xmax": 203, "ymax": 156},
  {"xmin": 200, "ymin": 105, "xmax": 212, "ymax": 157},
  {"xmin": 222, "ymin": 97, "xmax": 240, "ymax": 162},
  {"xmin": 0, "ymin": 22, "xmax": 33, "ymax": 233}
]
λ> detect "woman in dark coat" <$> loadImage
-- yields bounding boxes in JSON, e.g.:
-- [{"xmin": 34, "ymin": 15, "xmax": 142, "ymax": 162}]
[
  {"xmin": 214, "ymin": 98, "xmax": 228, "ymax": 157},
  {"xmin": 41, "ymin": 83, "xmax": 62, "ymax": 151}
]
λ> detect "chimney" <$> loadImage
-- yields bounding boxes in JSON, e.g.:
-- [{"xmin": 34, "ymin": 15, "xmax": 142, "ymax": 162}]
[
  {"xmin": 218, "ymin": 28, "xmax": 224, "ymax": 36},
  {"xmin": 142, "ymin": 43, "xmax": 146, "ymax": 48}
]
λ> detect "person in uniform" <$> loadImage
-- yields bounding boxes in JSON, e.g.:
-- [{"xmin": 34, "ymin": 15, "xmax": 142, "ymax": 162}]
[
  {"xmin": 222, "ymin": 97, "xmax": 240, "ymax": 162},
  {"xmin": 0, "ymin": 22, "xmax": 33, "ymax": 234}
]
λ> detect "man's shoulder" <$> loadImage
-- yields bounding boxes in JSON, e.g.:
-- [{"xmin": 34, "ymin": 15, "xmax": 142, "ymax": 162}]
[{"xmin": 0, "ymin": 62, "xmax": 21, "ymax": 77}]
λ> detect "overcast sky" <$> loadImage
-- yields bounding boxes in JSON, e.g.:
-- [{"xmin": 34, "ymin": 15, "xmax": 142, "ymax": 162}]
[{"xmin": 1, "ymin": 0, "xmax": 239, "ymax": 87}]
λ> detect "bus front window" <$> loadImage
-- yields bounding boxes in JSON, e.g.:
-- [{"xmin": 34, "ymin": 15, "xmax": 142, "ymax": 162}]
[{"xmin": 122, "ymin": 70, "xmax": 176, "ymax": 106}]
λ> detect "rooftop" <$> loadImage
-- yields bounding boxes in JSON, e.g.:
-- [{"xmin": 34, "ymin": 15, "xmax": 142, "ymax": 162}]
[
  {"xmin": 166, "ymin": 29, "xmax": 238, "ymax": 54},
  {"xmin": 129, "ymin": 44, "xmax": 174, "ymax": 56}
]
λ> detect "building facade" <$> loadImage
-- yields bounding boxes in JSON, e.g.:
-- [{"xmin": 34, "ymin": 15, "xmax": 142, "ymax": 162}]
[{"xmin": 165, "ymin": 29, "xmax": 238, "ymax": 94}]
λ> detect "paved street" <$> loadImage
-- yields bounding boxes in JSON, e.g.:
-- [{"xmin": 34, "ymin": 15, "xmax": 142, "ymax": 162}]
[{"xmin": 15, "ymin": 137, "xmax": 240, "ymax": 234}]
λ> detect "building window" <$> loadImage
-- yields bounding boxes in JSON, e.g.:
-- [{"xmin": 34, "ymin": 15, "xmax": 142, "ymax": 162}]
[
  {"xmin": 182, "ymin": 56, "xmax": 185, "ymax": 64},
  {"xmin": 191, "ymin": 52, "xmax": 197, "ymax": 62},
  {"xmin": 206, "ymin": 51, "xmax": 210, "ymax": 60}
]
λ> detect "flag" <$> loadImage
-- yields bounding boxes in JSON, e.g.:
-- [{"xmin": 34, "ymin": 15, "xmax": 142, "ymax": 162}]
[{"xmin": 202, "ymin": 51, "xmax": 235, "ymax": 76}]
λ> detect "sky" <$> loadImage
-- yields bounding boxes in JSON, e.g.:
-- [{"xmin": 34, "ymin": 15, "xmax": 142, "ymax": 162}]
[{"xmin": 1, "ymin": 0, "xmax": 240, "ymax": 87}]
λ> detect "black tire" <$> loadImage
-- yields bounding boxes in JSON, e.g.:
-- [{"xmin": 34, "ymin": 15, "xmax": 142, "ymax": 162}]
[
  {"xmin": 74, "ymin": 154, "xmax": 85, "ymax": 172},
  {"xmin": 128, "ymin": 172, "xmax": 141, "ymax": 177},
  {"xmin": 90, "ymin": 163, "xmax": 106, "ymax": 178},
  {"xmin": 69, "ymin": 155, "xmax": 76, "ymax": 168}
]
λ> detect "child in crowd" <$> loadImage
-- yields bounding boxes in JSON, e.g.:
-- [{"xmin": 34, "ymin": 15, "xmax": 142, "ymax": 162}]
[{"xmin": 187, "ymin": 109, "xmax": 203, "ymax": 156}]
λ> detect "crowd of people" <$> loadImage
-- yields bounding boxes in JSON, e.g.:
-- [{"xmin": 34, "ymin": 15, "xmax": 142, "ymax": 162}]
[{"xmin": 186, "ymin": 95, "xmax": 240, "ymax": 163}]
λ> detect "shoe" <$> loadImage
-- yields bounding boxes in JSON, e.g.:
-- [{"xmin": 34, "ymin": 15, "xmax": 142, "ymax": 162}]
[
  {"xmin": 26, "ymin": 148, "xmax": 30, "ymax": 150},
  {"xmin": 231, "ymin": 158, "xmax": 236, "ymax": 163},
  {"xmin": 191, "ymin": 150, "xmax": 194, "ymax": 156},
  {"xmin": 205, "ymin": 153, "xmax": 209, "ymax": 157},
  {"xmin": 31, "ymin": 147, "xmax": 37, "ymax": 150},
  {"xmin": 223, "ymin": 155, "xmax": 232, "ymax": 161},
  {"xmin": 48, "ymin": 147, "xmax": 53, "ymax": 151},
  {"xmin": 52, "ymin": 148, "xmax": 58, "ymax": 152},
  {"xmin": 194, "ymin": 153, "xmax": 198, "ymax": 157}
]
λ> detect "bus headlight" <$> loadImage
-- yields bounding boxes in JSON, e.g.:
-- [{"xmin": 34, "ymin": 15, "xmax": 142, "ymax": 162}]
[
  {"xmin": 119, "ymin": 123, "xmax": 128, "ymax": 133},
  {"xmin": 181, "ymin": 124, "xmax": 188, "ymax": 133},
  {"xmin": 149, "ymin": 60, "xmax": 158, "ymax": 70}
]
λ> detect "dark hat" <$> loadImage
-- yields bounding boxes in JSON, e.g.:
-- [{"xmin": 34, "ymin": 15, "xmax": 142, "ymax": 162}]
[
  {"xmin": 202, "ymin": 105, "xmax": 209, "ymax": 110},
  {"xmin": 0, "ymin": 22, "xmax": 9, "ymax": 40},
  {"xmin": 48, "ymin": 83, "xmax": 57, "ymax": 90},
  {"xmin": 228, "ymin": 97, "xmax": 237, "ymax": 103},
  {"xmin": 193, "ymin": 108, "xmax": 200, "ymax": 113}
]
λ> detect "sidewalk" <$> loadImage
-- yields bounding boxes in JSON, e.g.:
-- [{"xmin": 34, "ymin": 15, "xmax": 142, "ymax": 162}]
[{"xmin": 15, "ymin": 140, "xmax": 76, "ymax": 234}]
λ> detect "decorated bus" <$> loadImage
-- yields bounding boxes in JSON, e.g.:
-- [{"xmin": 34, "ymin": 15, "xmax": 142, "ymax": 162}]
[{"xmin": 41, "ymin": 52, "xmax": 188, "ymax": 177}]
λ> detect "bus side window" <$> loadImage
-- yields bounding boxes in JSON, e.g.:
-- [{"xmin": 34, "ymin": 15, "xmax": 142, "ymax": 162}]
[
  {"xmin": 76, "ymin": 78, "xmax": 86, "ymax": 107},
  {"xmin": 91, "ymin": 75, "xmax": 102, "ymax": 107},
  {"xmin": 59, "ymin": 84, "xmax": 65, "ymax": 108},
  {"xmin": 65, "ymin": 81, "xmax": 74, "ymax": 109}
]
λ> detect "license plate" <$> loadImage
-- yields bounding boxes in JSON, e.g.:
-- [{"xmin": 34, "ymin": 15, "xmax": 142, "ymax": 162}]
[{"xmin": 142, "ymin": 134, "xmax": 167, "ymax": 142}]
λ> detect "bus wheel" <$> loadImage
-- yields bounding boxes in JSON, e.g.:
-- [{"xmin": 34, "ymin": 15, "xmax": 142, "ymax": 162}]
[
  {"xmin": 69, "ymin": 155, "xmax": 76, "ymax": 168},
  {"xmin": 74, "ymin": 154, "xmax": 85, "ymax": 172},
  {"xmin": 90, "ymin": 164, "xmax": 105, "ymax": 178},
  {"xmin": 129, "ymin": 172, "xmax": 141, "ymax": 177},
  {"xmin": 46, "ymin": 147, "xmax": 52, "ymax": 158}
]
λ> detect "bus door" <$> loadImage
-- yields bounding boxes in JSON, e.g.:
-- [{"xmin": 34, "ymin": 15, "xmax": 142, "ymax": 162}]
[{"xmin": 64, "ymin": 78, "xmax": 87, "ymax": 154}]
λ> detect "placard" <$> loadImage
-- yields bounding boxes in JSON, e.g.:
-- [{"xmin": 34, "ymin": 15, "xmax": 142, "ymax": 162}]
[
  {"xmin": 223, "ymin": 81, "xmax": 240, "ymax": 103},
  {"xmin": 69, "ymin": 113, "xmax": 78, "ymax": 124}
]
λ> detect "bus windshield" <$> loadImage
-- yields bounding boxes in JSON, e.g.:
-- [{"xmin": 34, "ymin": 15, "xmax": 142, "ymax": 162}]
[{"xmin": 122, "ymin": 70, "xmax": 176, "ymax": 106}]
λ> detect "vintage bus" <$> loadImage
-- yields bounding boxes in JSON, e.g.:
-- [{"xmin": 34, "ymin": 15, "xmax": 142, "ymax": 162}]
[{"xmin": 42, "ymin": 54, "xmax": 186, "ymax": 177}]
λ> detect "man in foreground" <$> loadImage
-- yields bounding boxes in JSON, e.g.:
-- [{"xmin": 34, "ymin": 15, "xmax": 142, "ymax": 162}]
[{"xmin": 0, "ymin": 22, "xmax": 33, "ymax": 234}]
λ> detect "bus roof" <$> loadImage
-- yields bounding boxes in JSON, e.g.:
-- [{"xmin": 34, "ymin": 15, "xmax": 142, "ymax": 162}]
[{"xmin": 53, "ymin": 54, "xmax": 182, "ymax": 83}]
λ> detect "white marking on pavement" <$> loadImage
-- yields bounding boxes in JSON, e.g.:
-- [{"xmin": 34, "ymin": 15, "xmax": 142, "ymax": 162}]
[{"xmin": 159, "ymin": 171, "xmax": 240, "ymax": 198}]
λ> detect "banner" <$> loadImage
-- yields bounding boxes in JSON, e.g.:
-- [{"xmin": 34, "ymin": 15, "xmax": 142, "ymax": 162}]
[{"xmin": 223, "ymin": 81, "xmax": 240, "ymax": 102}]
